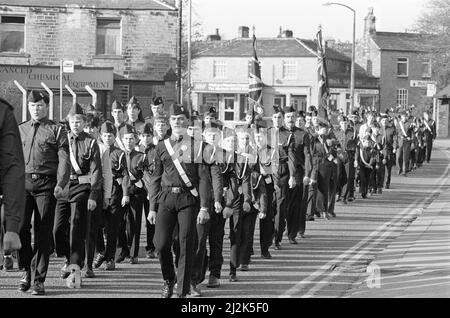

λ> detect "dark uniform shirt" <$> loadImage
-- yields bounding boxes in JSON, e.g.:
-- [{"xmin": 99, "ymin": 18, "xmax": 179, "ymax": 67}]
[
  {"xmin": 19, "ymin": 117, "xmax": 70, "ymax": 189},
  {"xmin": 423, "ymin": 119, "xmax": 436, "ymax": 140},
  {"xmin": 68, "ymin": 131, "xmax": 102, "ymax": 202},
  {"xmin": 288, "ymin": 126, "xmax": 312, "ymax": 179},
  {"xmin": 149, "ymin": 135, "xmax": 212, "ymax": 212},
  {"xmin": 109, "ymin": 145, "xmax": 130, "ymax": 197},
  {"xmin": 268, "ymin": 126, "xmax": 296, "ymax": 179},
  {"xmin": 0, "ymin": 100, "xmax": 25, "ymax": 233}
]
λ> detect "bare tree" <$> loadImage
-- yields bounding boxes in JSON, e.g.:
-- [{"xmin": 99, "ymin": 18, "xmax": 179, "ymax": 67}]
[{"xmin": 414, "ymin": 0, "xmax": 450, "ymax": 89}]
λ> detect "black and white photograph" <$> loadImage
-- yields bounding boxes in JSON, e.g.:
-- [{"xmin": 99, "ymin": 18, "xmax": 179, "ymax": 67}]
[{"xmin": 0, "ymin": 0, "xmax": 449, "ymax": 305}]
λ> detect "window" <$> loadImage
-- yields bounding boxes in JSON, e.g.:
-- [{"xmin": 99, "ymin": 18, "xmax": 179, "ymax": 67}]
[
  {"xmin": 282, "ymin": 61, "xmax": 297, "ymax": 79},
  {"xmin": 274, "ymin": 95, "xmax": 286, "ymax": 107},
  {"xmin": 119, "ymin": 85, "xmax": 129, "ymax": 104},
  {"xmin": 422, "ymin": 58, "xmax": 432, "ymax": 78},
  {"xmin": 239, "ymin": 94, "xmax": 248, "ymax": 120},
  {"xmin": 329, "ymin": 94, "xmax": 339, "ymax": 111},
  {"xmin": 291, "ymin": 95, "xmax": 307, "ymax": 112},
  {"xmin": 224, "ymin": 95, "xmax": 235, "ymax": 121},
  {"xmin": 397, "ymin": 57, "xmax": 408, "ymax": 77},
  {"xmin": 202, "ymin": 94, "xmax": 219, "ymax": 109},
  {"xmin": 397, "ymin": 89, "xmax": 408, "ymax": 107},
  {"xmin": 213, "ymin": 60, "xmax": 227, "ymax": 79},
  {"xmin": 96, "ymin": 19, "xmax": 121, "ymax": 56},
  {"xmin": 0, "ymin": 16, "xmax": 25, "ymax": 53}
]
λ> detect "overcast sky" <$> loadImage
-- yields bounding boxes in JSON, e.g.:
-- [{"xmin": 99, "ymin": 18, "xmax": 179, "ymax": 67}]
[{"xmin": 191, "ymin": 0, "xmax": 428, "ymax": 42}]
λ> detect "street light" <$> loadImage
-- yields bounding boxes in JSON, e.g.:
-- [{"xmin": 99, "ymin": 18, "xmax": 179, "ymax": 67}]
[{"xmin": 323, "ymin": 2, "xmax": 356, "ymax": 115}]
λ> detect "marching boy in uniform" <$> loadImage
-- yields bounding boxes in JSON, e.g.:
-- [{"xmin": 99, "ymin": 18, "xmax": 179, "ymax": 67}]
[
  {"xmin": 65, "ymin": 103, "xmax": 102, "ymax": 287},
  {"xmin": 93, "ymin": 121, "xmax": 130, "ymax": 271},
  {"xmin": 355, "ymin": 135, "xmax": 376, "ymax": 199}
]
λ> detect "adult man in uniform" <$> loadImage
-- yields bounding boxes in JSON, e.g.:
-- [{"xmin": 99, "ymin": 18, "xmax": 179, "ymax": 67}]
[
  {"xmin": 380, "ymin": 114, "xmax": 397, "ymax": 189},
  {"xmin": 17, "ymin": 90, "xmax": 70, "ymax": 295},
  {"xmin": 269, "ymin": 106, "xmax": 296, "ymax": 250},
  {"xmin": 423, "ymin": 111, "xmax": 436, "ymax": 163},
  {"xmin": 148, "ymin": 104, "xmax": 211, "ymax": 298},
  {"xmin": 0, "ymin": 97, "xmax": 24, "ymax": 272},
  {"xmin": 397, "ymin": 111, "xmax": 414, "ymax": 177}
]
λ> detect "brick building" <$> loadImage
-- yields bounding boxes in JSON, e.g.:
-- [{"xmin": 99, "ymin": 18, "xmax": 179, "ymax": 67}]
[
  {"xmin": 357, "ymin": 8, "xmax": 435, "ymax": 114},
  {"xmin": 0, "ymin": 0, "xmax": 178, "ymax": 121},
  {"xmin": 191, "ymin": 27, "xmax": 378, "ymax": 126}
]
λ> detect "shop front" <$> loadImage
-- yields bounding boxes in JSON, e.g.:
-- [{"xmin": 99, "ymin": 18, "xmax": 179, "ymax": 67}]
[{"xmin": 0, "ymin": 64, "xmax": 113, "ymax": 121}]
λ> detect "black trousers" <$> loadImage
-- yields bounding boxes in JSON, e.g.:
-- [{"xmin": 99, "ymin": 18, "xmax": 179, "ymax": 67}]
[
  {"xmin": 397, "ymin": 140, "xmax": 411, "ymax": 173},
  {"xmin": 126, "ymin": 186, "xmax": 146, "ymax": 259},
  {"xmin": 306, "ymin": 181, "xmax": 318, "ymax": 217},
  {"xmin": 18, "ymin": 175, "xmax": 56, "ymax": 284},
  {"xmin": 327, "ymin": 162, "xmax": 338, "ymax": 214},
  {"xmin": 298, "ymin": 182, "xmax": 309, "ymax": 235},
  {"xmin": 143, "ymin": 198, "xmax": 156, "ymax": 252},
  {"xmin": 154, "ymin": 192, "xmax": 198, "ymax": 297},
  {"xmin": 207, "ymin": 201, "xmax": 226, "ymax": 279},
  {"xmin": 286, "ymin": 177, "xmax": 303, "ymax": 240},
  {"xmin": 191, "ymin": 216, "xmax": 209, "ymax": 285},
  {"xmin": 384, "ymin": 150, "xmax": 395, "ymax": 187},
  {"xmin": 260, "ymin": 181, "xmax": 274, "ymax": 252},
  {"xmin": 239, "ymin": 208, "xmax": 258, "ymax": 266},
  {"xmin": 85, "ymin": 194, "xmax": 103, "ymax": 269},
  {"xmin": 67, "ymin": 183, "xmax": 91, "ymax": 267},
  {"xmin": 359, "ymin": 166, "xmax": 372, "ymax": 197},
  {"xmin": 102, "ymin": 182, "xmax": 123, "ymax": 261},
  {"xmin": 425, "ymin": 137, "xmax": 434, "ymax": 162},
  {"xmin": 316, "ymin": 162, "xmax": 333, "ymax": 213},
  {"xmin": 370, "ymin": 164, "xmax": 385, "ymax": 191},
  {"xmin": 273, "ymin": 174, "xmax": 289, "ymax": 244},
  {"xmin": 54, "ymin": 199, "xmax": 71, "ymax": 261},
  {"xmin": 229, "ymin": 194, "xmax": 243, "ymax": 274},
  {"xmin": 341, "ymin": 152, "xmax": 355, "ymax": 200}
]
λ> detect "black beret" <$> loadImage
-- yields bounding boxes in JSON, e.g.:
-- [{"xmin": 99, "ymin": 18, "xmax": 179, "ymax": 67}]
[{"xmin": 28, "ymin": 90, "xmax": 49, "ymax": 104}]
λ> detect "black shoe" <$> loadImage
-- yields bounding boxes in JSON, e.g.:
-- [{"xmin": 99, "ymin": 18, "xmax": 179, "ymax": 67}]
[
  {"xmin": 403, "ymin": 173, "xmax": 408, "ymax": 177},
  {"xmin": 348, "ymin": 197, "xmax": 355, "ymax": 202},
  {"xmin": 207, "ymin": 275, "xmax": 220, "ymax": 288},
  {"xmin": 274, "ymin": 243, "xmax": 282, "ymax": 250},
  {"xmin": 377, "ymin": 188, "xmax": 382, "ymax": 194},
  {"xmin": 288, "ymin": 238, "xmax": 298, "ymax": 245},
  {"xmin": 336, "ymin": 196, "xmax": 341, "ymax": 202},
  {"xmin": 240, "ymin": 264, "xmax": 249, "ymax": 271},
  {"xmin": 306, "ymin": 215, "xmax": 315, "ymax": 221},
  {"xmin": 315, "ymin": 213, "xmax": 321, "ymax": 218},
  {"xmin": 18, "ymin": 271, "xmax": 31, "ymax": 292},
  {"xmin": 362, "ymin": 194, "xmax": 367, "ymax": 199},
  {"xmin": 229, "ymin": 273, "xmax": 238, "ymax": 282},
  {"xmin": 129, "ymin": 257, "xmax": 138, "ymax": 264},
  {"xmin": 31, "ymin": 282, "xmax": 45, "ymax": 296},
  {"xmin": 330, "ymin": 212, "xmax": 337, "ymax": 218},
  {"xmin": 261, "ymin": 250, "xmax": 272, "ymax": 259},
  {"xmin": 298, "ymin": 233, "xmax": 306, "ymax": 239},
  {"xmin": 93, "ymin": 254, "xmax": 106, "ymax": 269},
  {"xmin": 84, "ymin": 268, "xmax": 95, "ymax": 278},
  {"xmin": 343, "ymin": 199, "xmax": 348, "ymax": 205},
  {"xmin": 190, "ymin": 283, "xmax": 202, "ymax": 297},
  {"xmin": 161, "ymin": 279, "xmax": 176, "ymax": 298},
  {"xmin": 115, "ymin": 253, "xmax": 128, "ymax": 264},
  {"xmin": 322, "ymin": 212, "xmax": 330, "ymax": 220},
  {"xmin": 385, "ymin": 184, "xmax": 390, "ymax": 189},
  {"xmin": 146, "ymin": 249, "xmax": 157, "ymax": 259},
  {"xmin": 60, "ymin": 261, "xmax": 70, "ymax": 279},
  {"xmin": 4, "ymin": 255, "xmax": 13, "ymax": 271}
]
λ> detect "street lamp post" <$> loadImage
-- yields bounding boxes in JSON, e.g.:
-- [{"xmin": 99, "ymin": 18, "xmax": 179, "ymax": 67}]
[{"xmin": 323, "ymin": 2, "xmax": 356, "ymax": 115}]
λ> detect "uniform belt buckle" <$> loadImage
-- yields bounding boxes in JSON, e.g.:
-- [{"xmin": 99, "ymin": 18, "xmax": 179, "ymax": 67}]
[
  {"xmin": 31, "ymin": 174, "xmax": 39, "ymax": 180},
  {"xmin": 70, "ymin": 175, "xmax": 78, "ymax": 181},
  {"xmin": 172, "ymin": 187, "xmax": 182, "ymax": 194}
]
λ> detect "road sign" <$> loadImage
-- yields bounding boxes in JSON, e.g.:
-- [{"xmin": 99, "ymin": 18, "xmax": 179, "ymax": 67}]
[
  {"xmin": 63, "ymin": 60, "xmax": 74, "ymax": 73},
  {"xmin": 427, "ymin": 83, "xmax": 437, "ymax": 97},
  {"xmin": 410, "ymin": 80, "xmax": 436, "ymax": 88}
]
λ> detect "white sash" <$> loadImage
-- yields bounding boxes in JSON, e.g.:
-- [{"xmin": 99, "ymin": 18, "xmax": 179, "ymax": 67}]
[
  {"xmin": 221, "ymin": 153, "xmax": 233, "ymax": 174},
  {"xmin": 115, "ymin": 134, "xmax": 126, "ymax": 152},
  {"xmin": 424, "ymin": 120, "xmax": 433, "ymax": 134},
  {"xmin": 68, "ymin": 133, "xmax": 82, "ymax": 175},
  {"xmin": 127, "ymin": 152, "xmax": 143, "ymax": 188},
  {"xmin": 399, "ymin": 121, "xmax": 408, "ymax": 138},
  {"xmin": 164, "ymin": 139, "xmax": 199, "ymax": 197},
  {"xmin": 360, "ymin": 147, "xmax": 371, "ymax": 167}
]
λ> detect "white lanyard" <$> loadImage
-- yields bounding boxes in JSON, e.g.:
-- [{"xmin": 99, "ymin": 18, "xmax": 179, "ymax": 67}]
[
  {"xmin": 399, "ymin": 121, "xmax": 408, "ymax": 138},
  {"xmin": 360, "ymin": 147, "xmax": 371, "ymax": 167}
]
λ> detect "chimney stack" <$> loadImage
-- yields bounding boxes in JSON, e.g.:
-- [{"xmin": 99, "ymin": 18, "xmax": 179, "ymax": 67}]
[
  {"xmin": 207, "ymin": 28, "xmax": 221, "ymax": 41},
  {"xmin": 281, "ymin": 30, "xmax": 293, "ymax": 38},
  {"xmin": 238, "ymin": 26, "xmax": 250, "ymax": 38}
]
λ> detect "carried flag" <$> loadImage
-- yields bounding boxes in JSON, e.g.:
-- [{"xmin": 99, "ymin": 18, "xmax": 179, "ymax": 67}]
[
  {"xmin": 248, "ymin": 28, "xmax": 264, "ymax": 123},
  {"xmin": 317, "ymin": 25, "xmax": 330, "ymax": 119}
]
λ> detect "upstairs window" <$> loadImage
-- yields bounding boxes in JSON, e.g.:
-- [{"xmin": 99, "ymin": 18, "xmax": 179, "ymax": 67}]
[
  {"xmin": 422, "ymin": 58, "xmax": 432, "ymax": 78},
  {"xmin": 213, "ymin": 60, "xmax": 227, "ymax": 79},
  {"xmin": 0, "ymin": 16, "xmax": 25, "ymax": 53},
  {"xmin": 397, "ymin": 57, "xmax": 408, "ymax": 77},
  {"xmin": 96, "ymin": 19, "xmax": 121, "ymax": 56},
  {"xmin": 282, "ymin": 60, "xmax": 297, "ymax": 79},
  {"xmin": 397, "ymin": 89, "xmax": 408, "ymax": 107}
]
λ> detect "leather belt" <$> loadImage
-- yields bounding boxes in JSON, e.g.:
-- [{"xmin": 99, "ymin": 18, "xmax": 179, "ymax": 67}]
[
  {"xmin": 163, "ymin": 186, "xmax": 189, "ymax": 194},
  {"xmin": 70, "ymin": 174, "xmax": 79, "ymax": 181},
  {"xmin": 27, "ymin": 173, "xmax": 52, "ymax": 180}
]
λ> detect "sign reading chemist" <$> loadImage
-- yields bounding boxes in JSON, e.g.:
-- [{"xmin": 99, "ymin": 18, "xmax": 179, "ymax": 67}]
[{"xmin": 0, "ymin": 64, "xmax": 114, "ymax": 90}]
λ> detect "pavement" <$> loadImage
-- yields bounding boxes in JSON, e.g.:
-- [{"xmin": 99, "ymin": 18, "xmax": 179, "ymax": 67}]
[{"xmin": 1, "ymin": 140, "xmax": 450, "ymax": 298}]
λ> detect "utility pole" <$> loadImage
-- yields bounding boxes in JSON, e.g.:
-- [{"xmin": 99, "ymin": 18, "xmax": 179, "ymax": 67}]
[
  {"xmin": 177, "ymin": 0, "xmax": 183, "ymax": 104},
  {"xmin": 187, "ymin": 0, "xmax": 192, "ymax": 112}
]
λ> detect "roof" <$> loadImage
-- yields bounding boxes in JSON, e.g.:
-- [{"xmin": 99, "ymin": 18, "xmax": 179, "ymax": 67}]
[
  {"xmin": 371, "ymin": 32, "xmax": 433, "ymax": 52},
  {"xmin": 301, "ymin": 39, "xmax": 351, "ymax": 62},
  {"xmin": 436, "ymin": 84, "xmax": 450, "ymax": 99},
  {"xmin": 197, "ymin": 38, "xmax": 317, "ymax": 58},
  {"xmin": 0, "ymin": 0, "xmax": 176, "ymax": 10}
]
